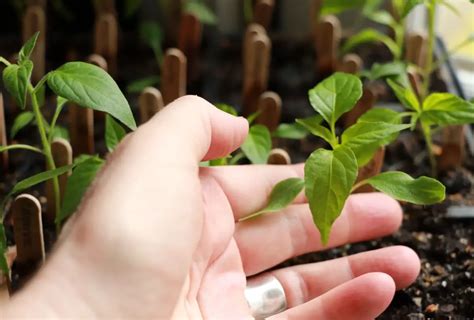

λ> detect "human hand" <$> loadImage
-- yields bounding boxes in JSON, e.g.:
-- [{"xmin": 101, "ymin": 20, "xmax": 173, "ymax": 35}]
[{"xmin": 3, "ymin": 96, "xmax": 420, "ymax": 319}]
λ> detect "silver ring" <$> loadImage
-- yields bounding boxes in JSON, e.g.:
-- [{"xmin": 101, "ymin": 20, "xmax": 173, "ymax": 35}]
[{"xmin": 245, "ymin": 274, "xmax": 287, "ymax": 319}]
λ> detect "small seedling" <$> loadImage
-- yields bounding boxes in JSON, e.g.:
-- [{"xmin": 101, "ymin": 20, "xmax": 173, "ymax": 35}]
[
  {"xmin": 0, "ymin": 32, "xmax": 135, "ymax": 274},
  {"xmin": 243, "ymin": 72, "xmax": 445, "ymax": 244}
]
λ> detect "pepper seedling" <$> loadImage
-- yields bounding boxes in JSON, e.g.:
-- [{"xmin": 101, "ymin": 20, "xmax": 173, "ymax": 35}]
[
  {"xmin": 0, "ymin": 32, "xmax": 135, "ymax": 274},
  {"xmin": 243, "ymin": 72, "xmax": 445, "ymax": 245}
]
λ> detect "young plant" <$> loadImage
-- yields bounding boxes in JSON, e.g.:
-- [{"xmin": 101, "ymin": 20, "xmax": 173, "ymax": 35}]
[
  {"xmin": 0, "ymin": 32, "xmax": 136, "ymax": 274},
  {"xmin": 243, "ymin": 72, "xmax": 445, "ymax": 244}
]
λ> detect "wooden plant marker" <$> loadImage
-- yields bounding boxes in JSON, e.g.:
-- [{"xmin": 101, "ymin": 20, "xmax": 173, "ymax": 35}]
[
  {"xmin": 0, "ymin": 93, "xmax": 8, "ymax": 172},
  {"xmin": 253, "ymin": 0, "xmax": 275, "ymax": 30},
  {"xmin": 242, "ymin": 32, "xmax": 271, "ymax": 116},
  {"xmin": 315, "ymin": 15, "xmax": 341, "ymax": 78},
  {"xmin": 243, "ymin": 24, "xmax": 266, "ymax": 76},
  {"xmin": 439, "ymin": 125, "xmax": 466, "ymax": 171},
  {"xmin": 178, "ymin": 13, "xmax": 202, "ymax": 81},
  {"xmin": 161, "ymin": 48, "xmax": 187, "ymax": 105},
  {"xmin": 27, "ymin": 0, "xmax": 46, "ymax": 7},
  {"xmin": 94, "ymin": 13, "xmax": 118, "ymax": 76},
  {"xmin": 23, "ymin": 5, "xmax": 46, "ymax": 84},
  {"xmin": 139, "ymin": 87, "xmax": 164, "ymax": 124},
  {"xmin": 45, "ymin": 139, "xmax": 72, "ymax": 223},
  {"xmin": 342, "ymin": 87, "xmax": 376, "ymax": 128},
  {"xmin": 94, "ymin": 0, "xmax": 116, "ymax": 15},
  {"xmin": 337, "ymin": 54, "xmax": 363, "ymax": 74},
  {"xmin": 353, "ymin": 147, "xmax": 385, "ymax": 193},
  {"xmin": 405, "ymin": 33, "xmax": 427, "ymax": 68},
  {"xmin": 267, "ymin": 149, "xmax": 291, "ymax": 165},
  {"xmin": 12, "ymin": 194, "xmax": 45, "ymax": 287},
  {"xmin": 255, "ymin": 91, "xmax": 281, "ymax": 132},
  {"xmin": 87, "ymin": 53, "xmax": 108, "ymax": 70},
  {"xmin": 69, "ymin": 101, "xmax": 94, "ymax": 155},
  {"xmin": 407, "ymin": 69, "xmax": 422, "ymax": 99}
]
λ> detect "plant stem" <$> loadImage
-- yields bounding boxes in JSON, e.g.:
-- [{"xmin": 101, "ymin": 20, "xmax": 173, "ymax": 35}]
[
  {"xmin": 0, "ymin": 57, "xmax": 11, "ymax": 67},
  {"xmin": 351, "ymin": 179, "xmax": 369, "ymax": 193},
  {"xmin": 421, "ymin": 122, "xmax": 437, "ymax": 177},
  {"xmin": 0, "ymin": 144, "xmax": 43, "ymax": 154},
  {"xmin": 421, "ymin": 1, "xmax": 436, "ymax": 100},
  {"xmin": 28, "ymin": 85, "xmax": 61, "ymax": 227}
]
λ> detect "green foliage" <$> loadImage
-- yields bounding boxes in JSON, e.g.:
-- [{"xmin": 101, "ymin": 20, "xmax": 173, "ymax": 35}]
[
  {"xmin": 127, "ymin": 76, "xmax": 161, "ymax": 94},
  {"xmin": 296, "ymin": 117, "xmax": 336, "ymax": 147},
  {"xmin": 185, "ymin": 0, "xmax": 217, "ymax": 25},
  {"xmin": 387, "ymin": 79, "xmax": 420, "ymax": 111},
  {"xmin": 241, "ymin": 125, "xmax": 272, "ymax": 164},
  {"xmin": 19, "ymin": 32, "xmax": 39, "ymax": 63},
  {"xmin": 305, "ymin": 146, "xmax": 358, "ymax": 244},
  {"xmin": 308, "ymin": 72, "xmax": 362, "ymax": 130},
  {"xmin": 215, "ymin": 103, "xmax": 238, "ymax": 116},
  {"xmin": 243, "ymin": 178, "xmax": 305, "ymax": 219},
  {"xmin": 139, "ymin": 21, "xmax": 164, "ymax": 65},
  {"xmin": 0, "ymin": 224, "xmax": 7, "ymax": 274},
  {"xmin": 105, "ymin": 115, "xmax": 127, "ymax": 152},
  {"xmin": 273, "ymin": 123, "xmax": 310, "ymax": 140},
  {"xmin": 2, "ymin": 61, "xmax": 32, "ymax": 109},
  {"xmin": 420, "ymin": 93, "xmax": 474, "ymax": 126},
  {"xmin": 58, "ymin": 156, "xmax": 105, "ymax": 225},
  {"xmin": 364, "ymin": 172, "xmax": 445, "ymax": 204},
  {"xmin": 342, "ymin": 29, "xmax": 400, "ymax": 58},
  {"xmin": 11, "ymin": 111, "xmax": 34, "ymax": 138},
  {"xmin": 47, "ymin": 62, "xmax": 137, "ymax": 130}
]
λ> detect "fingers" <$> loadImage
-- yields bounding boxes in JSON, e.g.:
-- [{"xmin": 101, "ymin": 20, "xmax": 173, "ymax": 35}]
[
  {"xmin": 268, "ymin": 273, "xmax": 395, "ymax": 320},
  {"xmin": 201, "ymin": 164, "xmax": 305, "ymax": 220},
  {"xmin": 236, "ymin": 193, "xmax": 403, "ymax": 275},
  {"xmin": 267, "ymin": 246, "xmax": 419, "ymax": 308}
]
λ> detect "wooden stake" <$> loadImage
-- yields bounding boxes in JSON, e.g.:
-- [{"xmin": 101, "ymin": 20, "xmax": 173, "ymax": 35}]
[
  {"xmin": 439, "ymin": 125, "xmax": 465, "ymax": 171},
  {"xmin": 12, "ymin": 194, "xmax": 45, "ymax": 286},
  {"xmin": 94, "ymin": 13, "xmax": 118, "ymax": 76},
  {"xmin": 161, "ymin": 48, "xmax": 187, "ymax": 105},
  {"xmin": 315, "ymin": 15, "xmax": 341, "ymax": 77},
  {"xmin": 311, "ymin": 0, "xmax": 323, "ymax": 34},
  {"xmin": 242, "ymin": 33, "xmax": 271, "ymax": 116},
  {"xmin": 267, "ymin": 149, "xmax": 291, "ymax": 165},
  {"xmin": 353, "ymin": 147, "xmax": 385, "ymax": 193},
  {"xmin": 93, "ymin": 0, "xmax": 116, "ymax": 15},
  {"xmin": 255, "ymin": 91, "xmax": 281, "ymax": 132},
  {"xmin": 178, "ymin": 13, "xmax": 202, "ymax": 81},
  {"xmin": 87, "ymin": 53, "xmax": 108, "ymax": 71},
  {"xmin": 405, "ymin": 32, "xmax": 427, "ymax": 68},
  {"xmin": 243, "ymin": 24, "xmax": 266, "ymax": 77},
  {"xmin": 139, "ymin": 87, "xmax": 164, "ymax": 124},
  {"xmin": 69, "ymin": 103, "xmax": 94, "ymax": 155},
  {"xmin": 408, "ymin": 69, "xmax": 422, "ymax": 99},
  {"xmin": 337, "ymin": 54, "xmax": 363, "ymax": 74},
  {"xmin": 0, "ymin": 93, "xmax": 8, "ymax": 172},
  {"xmin": 23, "ymin": 5, "xmax": 46, "ymax": 84},
  {"xmin": 45, "ymin": 139, "xmax": 72, "ymax": 223},
  {"xmin": 343, "ymin": 87, "xmax": 376, "ymax": 128},
  {"xmin": 253, "ymin": 0, "xmax": 275, "ymax": 30}
]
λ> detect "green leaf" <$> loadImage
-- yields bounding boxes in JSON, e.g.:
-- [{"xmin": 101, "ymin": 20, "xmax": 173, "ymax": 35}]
[
  {"xmin": 342, "ymin": 122, "xmax": 411, "ymax": 166},
  {"xmin": 387, "ymin": 79, "xmax": 420, "ymax": 112},
  {"xmin": 126, "ymin": 76, "xmax": 161, "ymax": 94},
  {"xmin": 420, "ymin": 93, "xmax": 474, "ymax": 126},
  {"xmin": 2, "ymin": 61, "xmax": 33, "ymax": 109},
  {"xmin": 308, "ymin": 72, "xmax": 362, "ymax": 128},
  {"xmin": 185, "ymin": 1, "xmax": 217, "ymax": 25},
  {"xmin": 357, "ymin": 107, "xmax": 403, "ymax": 144},
  {"xmin": 124, "ymin": 0, "xmax": 142, "ymax": 17},
  {"xmin": 57, "ymin": 156, "xmax": 105, "ymax": 225},
  {"xmin": 364, "ymin": 61, "xmax": 407, "ymax": 81},
  {"xmin": 209, "ymin": 157, "xmax": 229, "ymax": 166},
  {"xmin": 366, "ymin": 10, "xmax": 395, "ymax": 26},
  {"xmin": 342, "ymin": 29, "xmax": 400, "ymax": 58},
  {"xmin": 9, "ymin": 163, "xmax": 79, "ymax": 198},
  {"xmin": 19, "ymin": 32, "xmax": 39, "ymax": 63},
  {"xmin": 296, "ymin": 118, "xmax": 336, "ymax": 147},
  {"xmin": 47, "ymin": 62, "xmax": 137, "ymax": 130},
  {"xmin": 321, "ymin": 0, "xmax": 366, "ymax": 15},
  {"xmin": 51, "ymin": 126, "xmax": 70, "ymax": 141},
  {"xmin": 0, "ymin": 223, "xmax": 7, "ymax": 274},
  {"xmin": 305, "ymin": 146, "xmax": 358, "ymax": 244},
  {"xmin": 399, "ymin": 0, "xmax": 423, "ymax": 18},
  {"xmin": 105, "ymin": 115, "xmax": 127, "ymax": 152},
  {"xmin": 139, "ymin": 21, "xmax": 163, "ymax": 61},
  {"xmin": 215, "ymin": 103, "xmax": 238, "ymax": 116},
  {"xmin": 273, "ymin": 123, "xmax": 309, "ymax": 139},
  {"xmin": 366, "ymin": 172, "xmax": 445, "ymax": 205},
  {"xmin": 241, "ymin": 125, "xmax": 272, "ymax": 164},
  {"xmin": 244, "ymin": 178, "xmax": 305, "ymax": 219},
  {"xmin": 10, "ymin": 111, "xmax": 34, "ymax": 138}
]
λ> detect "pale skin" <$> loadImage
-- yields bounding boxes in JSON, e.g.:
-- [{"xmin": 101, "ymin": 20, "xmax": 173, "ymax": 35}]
[{"xmin": 3, "ymin": 96, "xmax": 421, "ymax": 319}]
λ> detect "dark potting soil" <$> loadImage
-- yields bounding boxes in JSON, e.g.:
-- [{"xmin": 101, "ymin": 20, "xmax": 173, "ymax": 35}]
[{"xmin": 1, "ymin": 22, "xmax": 473, "ymax": 318}]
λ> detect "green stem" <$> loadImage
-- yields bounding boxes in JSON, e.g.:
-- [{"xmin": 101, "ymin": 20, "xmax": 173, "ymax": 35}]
[
  {"xmin": 421, "ymin": 1, "xmax": 436, "ymax": 100},
  {"xmin": 0, "ymin": 144, "xmax": 43, "ymax": 154},
  {"xmin": 421, "ymin": 122, "xmax": 437, "ymax": 177},
  {"xmin": 394, "ymin": 21, "xmax": 405, "ymax": 61},
  {"xmin": 0, "ymin": 57, "xmax": 11, "ymax": 67},
  {"xmin": 28, "ymin": 85, "xmax": 61, "ymax": 228},
  {"xmin": 351, "ymin": 179, "xmax": 369, "ymax": 193}
]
